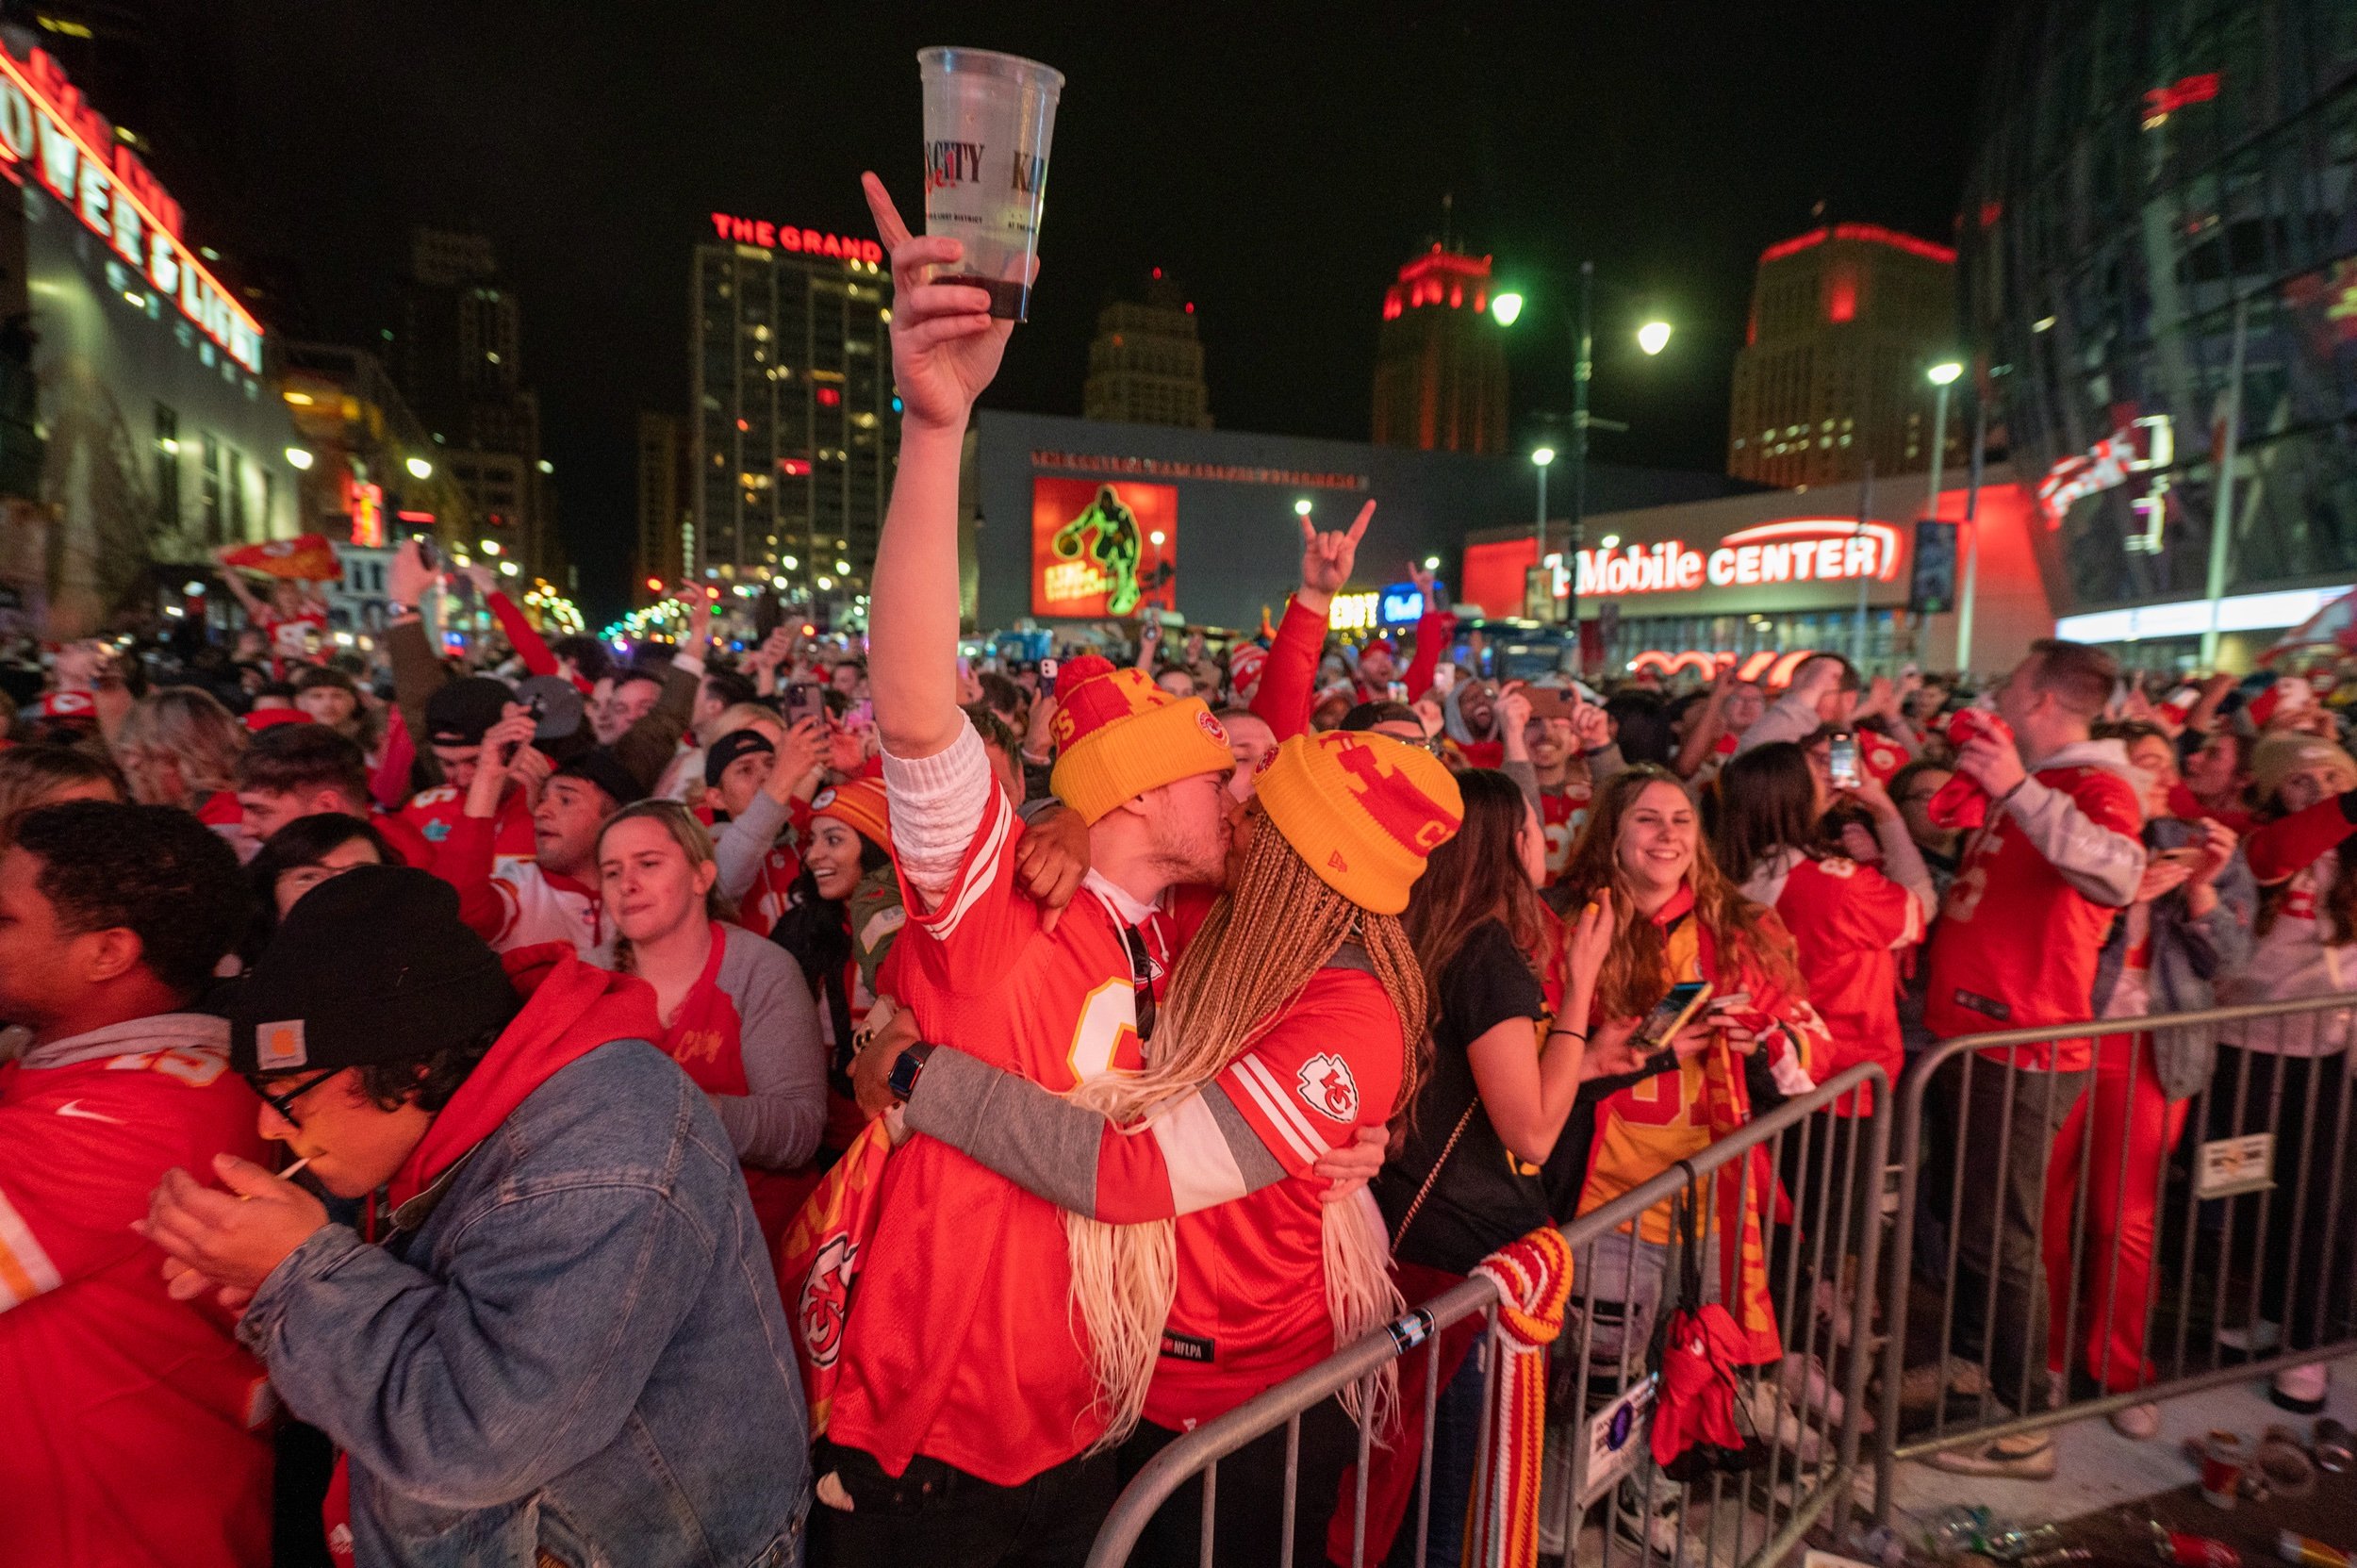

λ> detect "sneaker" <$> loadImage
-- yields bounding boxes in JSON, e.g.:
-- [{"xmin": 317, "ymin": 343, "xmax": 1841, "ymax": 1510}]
[
  {"xmin": 1748, "ymin": 1378, "xmax": 1825, "ymax": 1465},
  {"xmin": 2217, "ymin": 1318, "xmax": 2282, "ymax": 1355},
  {"xmin": 2272, "ymin": 1363, "xmax": 2330, "ymax": 1414},
  {"xmin": 1897, "ymin": 1356, "xmax": 1987, "ymax": 1408},
  {"xmin": 1923, "ymin": 1432, "xmax": 2058, "ymax": 1479},
  {"xmin": 2109, "ymin": 1402, "xmax": 2161, "ymax": 1440}
]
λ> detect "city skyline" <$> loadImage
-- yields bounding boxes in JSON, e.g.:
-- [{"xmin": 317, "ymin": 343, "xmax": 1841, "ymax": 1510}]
[{"xmin": 190, "ymin": 2, "xmax": 2003, "ymax": 617}]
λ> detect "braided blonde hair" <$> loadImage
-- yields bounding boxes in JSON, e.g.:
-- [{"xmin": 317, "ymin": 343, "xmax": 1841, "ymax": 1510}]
[{"xmin": 1064, "ymin": 817, "xmax": 1428, "ymax": 1444}]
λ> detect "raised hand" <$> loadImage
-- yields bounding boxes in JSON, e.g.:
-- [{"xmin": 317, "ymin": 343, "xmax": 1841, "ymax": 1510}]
[
  {"xmin": 861, "ymin": 172, "xmax": 1013, "ymax": 431},
  {"xmin": 1298, "ymin": 500, "xmax": 1376, "ymax": 602}
]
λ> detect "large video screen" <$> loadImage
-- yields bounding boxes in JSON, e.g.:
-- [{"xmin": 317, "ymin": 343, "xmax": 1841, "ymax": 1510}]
[{"xmin": 1030, "ymin": 477, "xmax": 1178, "ymax": 619}]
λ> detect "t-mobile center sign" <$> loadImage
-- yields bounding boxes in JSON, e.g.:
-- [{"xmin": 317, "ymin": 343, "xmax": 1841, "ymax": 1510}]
[{"xmin": 1572, "ymin": 520, "xmax": 1903, "ymax": 597}]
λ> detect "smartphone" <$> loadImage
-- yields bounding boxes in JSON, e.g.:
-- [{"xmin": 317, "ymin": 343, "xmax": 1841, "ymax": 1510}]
[
  {"xmin": 752, "ymin": 590, "xmax": 783, "ymax": 642},
  {"xmin": 2153, "ymin": 847, "xmax": 2204, "ymax": 870},
  {"xmin": 414, "ymin": 534, "xmax": 440, "ymax": 573},
  {"xmin": 1525, "ymin": 686, "xmax": 1580, "ymax": 720},
  {"xmin": 1387, "ymin": 681, "xmax": 1409, "ymax": 702},
  {"xmin": 502, "ymin": 693, "xmax": 546, "ymax": 765},
  {"xmin": 1828, "ymin": 732, "xmax": 1861, "ymax": 790},
  {"xmin": 1040, "ymin": 656, "xmax": 1060, "ymax": 697},
  {"xmin": 1639, "ymin": 981, "xmax": 1713, "ymax": 1049},
  {"xmin": 1140, "ymin": 621, "xmax": 1162, "ymax": 646},
  {"xmin": 785, "ymin": 682, "xmax": 826, "ymax": 729}
]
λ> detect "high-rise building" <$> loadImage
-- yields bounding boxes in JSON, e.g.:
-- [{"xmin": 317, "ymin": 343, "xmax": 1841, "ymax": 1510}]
[
  {"xmin": 389, "ymin": 228, "xmax": 554, "ymax": 582},
  {"xmin": 1083, "ymin": 270, "xmax": 1211, "ymax": 429},
  {"xmin": 1725, "ymin": 223, "xmax": 1961, "ymax": 487},
  {"xmin": 690, "ymin": 211, "xmax": 898, "ymax": 614},
  {"xmin": 635, "ymin": 411, "xmax": 688, "ymax": 602},
  {"xmin": 1371, "ymin": 245, "xmax": 1508, "ymax": 456}
]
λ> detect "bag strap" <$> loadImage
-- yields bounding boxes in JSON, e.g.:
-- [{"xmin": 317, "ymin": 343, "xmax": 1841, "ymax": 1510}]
[{"xmin": 1391, "ymin": 1099, "xmax": 1479, "ymax": 1251}]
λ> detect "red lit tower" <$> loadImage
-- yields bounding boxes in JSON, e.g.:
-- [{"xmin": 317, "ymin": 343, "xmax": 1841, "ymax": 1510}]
[
  {"xmin": 1372, "ymin": 245, "xmax": 1508, "ymax": 455},
  {"xmin": 1727, "ymin": 223, "xmax": 1961, "ymax": 486}
]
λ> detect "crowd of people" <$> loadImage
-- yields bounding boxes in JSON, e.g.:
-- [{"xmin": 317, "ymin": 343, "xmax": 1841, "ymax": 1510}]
[{"xmin": 4, "ymin": 174, "xmax": 2355, "ymax": 1568}]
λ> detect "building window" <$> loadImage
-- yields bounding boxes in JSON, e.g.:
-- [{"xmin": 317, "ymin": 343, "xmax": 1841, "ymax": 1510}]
[
  {"xmin": 200, "ymin": 434, "xmax": 223, "ymax": 540},
  {"xmin": 154, "ymin": 404, "xmax": 180, "ymax": 528},
  {"xmin": 227, "ymin": 450, "xmax": 247, "ymax": 539}
]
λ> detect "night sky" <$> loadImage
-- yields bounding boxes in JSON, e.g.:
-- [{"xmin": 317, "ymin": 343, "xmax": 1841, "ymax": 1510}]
[{"xmin": 201, "ymin": 1, "xmax": 2006, "ymax": 621}]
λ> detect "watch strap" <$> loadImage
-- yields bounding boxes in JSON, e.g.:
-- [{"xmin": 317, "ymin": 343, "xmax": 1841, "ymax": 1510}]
[{"xmin": 887, "ymin": 1041, "xmax": 938, "ymax": 1101}]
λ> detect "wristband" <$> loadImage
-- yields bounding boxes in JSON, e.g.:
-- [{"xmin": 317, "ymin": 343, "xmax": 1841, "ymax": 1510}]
[{"xmin": 886, "ymin": 1041, "xmax": 938, "ymax": 1102}]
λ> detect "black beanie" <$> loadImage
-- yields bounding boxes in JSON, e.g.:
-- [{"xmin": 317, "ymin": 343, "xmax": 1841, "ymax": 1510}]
[
  {"xmin": 423, "ymin": 676, "xmax": 515, "ymax": 746},
  {"xmin": 705, "ymin": 727, "xmax": 775, "ymax": 787},
  {"xmin": 229, "ymin": 866, "xmax": 519, "ymax": 1075},
  {"xmin": 552, "ymin": 750, "xmax": 643, "ymax": 813}
]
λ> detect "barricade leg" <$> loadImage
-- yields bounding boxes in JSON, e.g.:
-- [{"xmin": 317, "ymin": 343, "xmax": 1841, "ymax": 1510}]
[{"xmin": 1114, "ymin": 1402, "xmax": 1356, "ymax": 1568}]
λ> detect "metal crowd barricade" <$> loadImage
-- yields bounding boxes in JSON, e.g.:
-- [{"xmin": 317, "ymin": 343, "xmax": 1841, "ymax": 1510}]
[
  {"xmin": 1086, "ymin": 1063, "xmax": 1892, "ymax": 1568},
  {"xmin": 1873, "ymin": 992, "xmax": 2357, "ymax": 1517}
]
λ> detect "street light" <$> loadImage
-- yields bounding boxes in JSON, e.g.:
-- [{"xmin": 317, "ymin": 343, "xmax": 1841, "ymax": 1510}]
[
  {"xmin": 283, "ymin": 446, "xmax": 313, "ymax": 470},
  {"xmin": 1530, "ymin": 447, "xmax": 1557, "ymax": 615},
  {"xmin": 1490, "ymin": 291, "xmax": 1525, "ymax": 327},
  {"xmin": 1922, "ymin": 358, "xmax": 1972, "ymax": 669},
  {"xmin": 1293, "ymin": 498, "xmax": 1313, "ymax": 517},
  {"xmin": 404, "ymin": 455, "xmax": 433, "ymax": 480},
  {"xmin": 1637, "ymin": 320, "xmax": 1673, "ymax": 356}
]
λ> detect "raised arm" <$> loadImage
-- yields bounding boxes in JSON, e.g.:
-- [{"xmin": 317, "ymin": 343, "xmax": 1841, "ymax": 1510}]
[
  {"xmin": 1252, "ymin": 502, "xmax": 1373, "ymax": 740},
  {"xmin": 1399, "ymin": 561, "xmax": 1452, "ymax": 701},
  {"xmin": 862, "ymin": 172, "xmax": 1012, "ymax": 764}
]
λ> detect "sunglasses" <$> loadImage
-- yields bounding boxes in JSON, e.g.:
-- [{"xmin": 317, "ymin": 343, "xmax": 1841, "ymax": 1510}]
[
  {"xmin": 1122, "ymin": 924, "xmax": 1159, "ymax": 1039},
  {"xmin": 244, "ymin": 1067, "xmax": 338, "ymax": 1131}
]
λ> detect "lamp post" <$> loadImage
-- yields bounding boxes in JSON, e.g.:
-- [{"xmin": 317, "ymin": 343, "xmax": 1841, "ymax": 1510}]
[
  {"xmin": 1530, "ymin": 445, "xmax": 1556, "ymax": 615},
  {"xmin": 1925, "ymin": 359, "xmax": 1964, "ymax": 503},
  {"xmin": 1492, "ymin": 266, "xmax": 1672, "ymax": 653}
]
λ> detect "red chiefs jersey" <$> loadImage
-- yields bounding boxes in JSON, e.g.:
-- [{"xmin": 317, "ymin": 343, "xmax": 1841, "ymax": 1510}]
[
  {"xmin": 828, "ymin": 778, "xmax": 1171, "ymax": 1485},
  {"xmin": 1538, "ymin": 781, "xmax": 1593, "ymax": 882},
  {"xmin": 1924, "ymin": 762, "xmax": 2144, "ymax": 1070},
  {"xmin": 0, "ymin": 1024, "xmax": 274, "ymax": 1568},
  {"xmin": 1759, "ymin": 854, "xmax": 1920, "ymax": 1114},
  {"xmin": 1146, "ymin": 969, "xmax": 1403, "ymax": 1430},
  {"xmin": 403, "ymin": 783, "xmax": 536, "ymax": 876}
]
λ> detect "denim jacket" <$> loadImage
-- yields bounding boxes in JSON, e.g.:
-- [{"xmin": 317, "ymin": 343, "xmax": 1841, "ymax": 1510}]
[
  {"xmin": 2090, "ymin": 816, "xmax": 2256, "ymax": 1098},
  {"xmin": 239, "ymin": 1041, "xmax": 809, "ymax": 1567}
]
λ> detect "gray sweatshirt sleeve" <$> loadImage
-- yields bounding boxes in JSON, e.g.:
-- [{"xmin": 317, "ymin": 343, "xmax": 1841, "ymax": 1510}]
[
  {"xmin": 1736, "ymin": 692, "xmax": 1821, "ymax": 755},
  {"xmin": 1872, "ymin": 812, "xmax": 1939, "ymax": 926},
  {"xmin": 715, "ymin": 789, "xmax": 793, "ymax": 904},
  {"xmin": 1503, "ymin": 758, "xmax": 1541, "ymax": 812},
  {"xmin": 2001, "ymin": 777, "xmax": 2148, "ymax": 907},
  {"xmin": 707, "ymin": 931, "xmax": 826, "ymax": 1170}
]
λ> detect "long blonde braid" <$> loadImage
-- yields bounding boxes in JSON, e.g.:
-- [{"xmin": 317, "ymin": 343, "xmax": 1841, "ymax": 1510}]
[{"xmin": 1063, "ymin": 824, "xmax": 1427, "ymax": 1445}]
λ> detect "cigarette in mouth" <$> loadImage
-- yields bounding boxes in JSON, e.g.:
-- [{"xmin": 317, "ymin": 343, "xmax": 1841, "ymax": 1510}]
[{"xmin": 239, "ymin": 1155, "xmax": 313, "ymax": 1199}]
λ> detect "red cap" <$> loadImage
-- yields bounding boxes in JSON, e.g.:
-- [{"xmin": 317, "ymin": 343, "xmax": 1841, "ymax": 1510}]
[{"xmin": 243, "ymin": 707, "xmax": 313, "ymax": 732}]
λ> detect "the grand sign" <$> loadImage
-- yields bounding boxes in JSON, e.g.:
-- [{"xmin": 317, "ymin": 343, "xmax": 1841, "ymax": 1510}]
[
  {"xmin": 0, "ymin": 43, "xmax": 262, "ymax": 371},
  {"xmin": 707, "ymin": 211, "xmax": 886, "ymax": 264},
  {"xmin": 1571, "ymin": 520, "xmax": 1904, "ymax": 597}
]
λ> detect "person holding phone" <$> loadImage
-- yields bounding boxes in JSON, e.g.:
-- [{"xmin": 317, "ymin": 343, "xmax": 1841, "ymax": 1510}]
[
  {"xmin": 1514, "ymin": 683, "xmax": 1624, "ymax": 881},
  {"xmin": 2033, "ymin": 720, "xmax": 2249, "ymax": 1437}
]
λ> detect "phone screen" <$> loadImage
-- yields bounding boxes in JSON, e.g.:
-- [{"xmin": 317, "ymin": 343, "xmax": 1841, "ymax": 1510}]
[
  {"xmin": 1039, "ymin": 657, "xmax": 1060, "ymax": 697},
  {"xmin": 1639, "ymin": 981, "xmax": 1712, "ymax": 1048},
  {"xmin": 785, "ymin": 682, "xmax": 825, "ymax": 729},
  {"xmin": 1828, "ymin": 734, "xmax": 1860, "ymax": 789}
]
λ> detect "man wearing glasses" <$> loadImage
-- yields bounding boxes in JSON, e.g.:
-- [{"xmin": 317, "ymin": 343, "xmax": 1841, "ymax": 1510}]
[
  {"xmin": 139, "ymin": 865, "xmax": 811, "ymax": 1568},
  {"xmin": 0, "ymin": 801, "xmax": 274, "ymax": 1568}
]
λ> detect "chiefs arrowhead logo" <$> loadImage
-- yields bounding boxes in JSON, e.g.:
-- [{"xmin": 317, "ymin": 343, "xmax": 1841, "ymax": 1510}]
[
  {"xmin": 1295, "ymin": 1052, "xmax": 1360, "ymax": 1122},
  {"xmin": 797, "ymin": 1233, "xmax": 860, "ymax": 1369}
]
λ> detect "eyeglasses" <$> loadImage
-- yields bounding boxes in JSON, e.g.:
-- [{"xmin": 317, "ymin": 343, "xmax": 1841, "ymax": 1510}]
[
  {"xmin": 1122, "ymin": 924, "xmax": 1159, "ymax": 1038},
  {"xmin": 244, "ymin": 1068, "xmax": 338, "ymax": 1131}
]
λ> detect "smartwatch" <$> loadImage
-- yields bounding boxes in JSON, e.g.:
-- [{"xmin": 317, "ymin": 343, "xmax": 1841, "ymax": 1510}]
[{"xmin": 886, "ymin": 1041, "xmax": 938, "ymax": 1102}]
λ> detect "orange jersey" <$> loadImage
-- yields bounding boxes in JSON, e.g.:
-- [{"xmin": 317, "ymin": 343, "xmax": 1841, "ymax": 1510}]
[{"xmin": 1758, "ymin": 854, "xmax": 1920, "ymax": 1114}]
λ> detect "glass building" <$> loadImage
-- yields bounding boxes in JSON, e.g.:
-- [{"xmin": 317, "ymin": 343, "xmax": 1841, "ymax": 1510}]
[{"xmin": 1960, "ymin": 0, "xmax": 2357, "ymax": 669}]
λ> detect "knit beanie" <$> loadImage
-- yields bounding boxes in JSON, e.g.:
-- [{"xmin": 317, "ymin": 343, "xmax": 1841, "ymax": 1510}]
[
  {"xmin": 229, "ymin": 865, "xmax": 519, "ymax": 1075},
  {"xmin": 1251, "ymin": 730, "xmax": 1463, "ymax": 915},
  {"xmin": 812, "ymin": 777, "xmax": 893, "ymax": 857},
  {"xmin": 1048, "ymin": 654, "xmax": 1234, "ymax": 825},
  {"xmin": 2250, "ymin": 734, "xmax": 2357, "ymax": 801},
  {"xmin": 1227, "ymin": 641, "xmax": 1268, "ymax": 702}
]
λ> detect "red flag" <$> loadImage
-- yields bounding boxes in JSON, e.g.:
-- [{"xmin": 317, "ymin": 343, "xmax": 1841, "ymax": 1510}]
[{"xmin": 221, "ymin": 533, "xmax": 339, "ymax": 582}]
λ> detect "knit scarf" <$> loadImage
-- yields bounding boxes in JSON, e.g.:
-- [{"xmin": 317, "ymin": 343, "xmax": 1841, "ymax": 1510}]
[{"xmin": 1464, "ymin": 1226, "xmax": 1576, "ymax": 1568}]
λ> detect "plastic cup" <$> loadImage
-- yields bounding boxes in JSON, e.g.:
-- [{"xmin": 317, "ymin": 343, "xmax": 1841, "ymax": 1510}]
[{"xmin": 917, "ymin": 46, "xmax": 1063, "ymax": 322}]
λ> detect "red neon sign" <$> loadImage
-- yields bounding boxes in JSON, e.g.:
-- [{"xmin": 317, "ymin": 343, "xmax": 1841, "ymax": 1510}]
[
  {"xmin": 0, "ymin": 42, "xmax": 262, "ymax": 371},
  {"xmin": 2142, "ymin": 73, "xmax": 2219, "ymax": 128},
  {"xmin": 1757, "ymin": 222, "xmax": 1956, "ymax": 268},
  {"xmin": 346, "ymin": 479, "xmax": 384, "ymax": 549},
  {"xmin": 1631, "ymin": 649, "xmax": 1818, "ymax": 685},
  {"xmin": 1573, "ymin": 519, "xmax": 1904, "ymax": 597},
  {"xmin": 707, "ymin": 211, "xmax": 885, "ymax": 264}
]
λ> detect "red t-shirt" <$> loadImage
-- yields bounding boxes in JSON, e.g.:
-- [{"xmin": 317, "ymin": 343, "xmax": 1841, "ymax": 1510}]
[
  {"xmin": 1539, "ymin": 782, "xmax": 1593, "ymax": 882},
  {"xmin": 1145, "ymin": 969, "xmax": 1403, "ymax": 1430},
  {"xmin": 402, "ymin": 784, "xmax": 535, "ymax": 875},
  {"xmin": 827, "ymin": 780, "xmax": 1170, "ymax": 1485},
  {"xmin": 0, "ymin": 1031, "xmax": 274, "ymax": 1568},
  {"xmin": 1765, "ymin": 854, "xmax": 1920, "ymax": 1114},
  {"xmin": 1923, "ymin": 763, "xmax": 2144, "ymax": 1070}
]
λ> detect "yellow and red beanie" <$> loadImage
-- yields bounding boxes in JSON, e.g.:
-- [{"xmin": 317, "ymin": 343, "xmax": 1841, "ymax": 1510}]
[
  {"xmin": 812, "ymin": 777, "xmax": 893, "ymax": 859},
  {"xmin": 1253, "ymin": 730, "xmax": 1462, "ymax": 915},
  {"xmin": 1049, "ymin": 654, "xmax": 1234, "ymax": 824}
]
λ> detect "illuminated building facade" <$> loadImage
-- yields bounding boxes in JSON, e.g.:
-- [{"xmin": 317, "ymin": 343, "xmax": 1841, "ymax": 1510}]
[
  {"xmin": 1083, "ymin": 269, "xmax": 1211, "ymax": 429},
  {"xmin": 0, "ymin": 27, "xmax": 299, "ymax": 637},
  {"xmin": 1372, "ymin": 245, "xmax": 1509, "ymax": 455},
  {"xmin": 1963, "ymin": 0, "xmax": 2357, "ymax": 671},
  {"xmin": 689, "ymin": 211, "xmax": 898, "ymax": 618},
  {"xmin": 635, "ymin": 410, "xmax": 688, "ymax": 602},
  {"xmin": 1727, "ymin": 223, "xmax": 1963, "ymax": 487}
]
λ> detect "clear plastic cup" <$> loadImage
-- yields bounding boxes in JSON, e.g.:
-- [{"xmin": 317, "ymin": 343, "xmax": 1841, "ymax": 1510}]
[{"xmin": 917, "ymin": 46, "xmax": 1063, "ymax": 322}]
